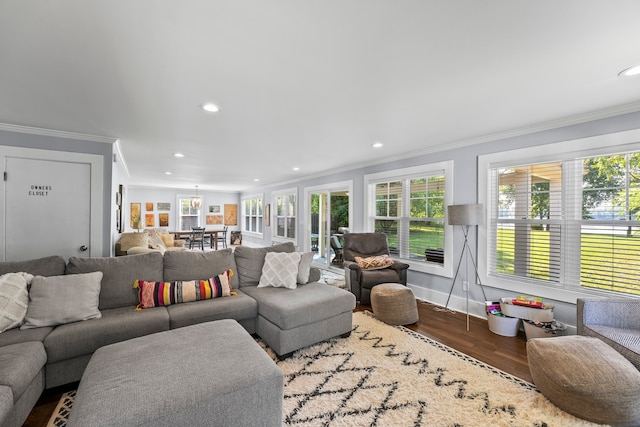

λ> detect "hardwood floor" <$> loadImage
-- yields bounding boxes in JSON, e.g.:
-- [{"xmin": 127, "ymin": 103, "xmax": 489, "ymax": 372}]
[
  {"xmin": 357, "ymin": 300, "xmax": 532, "ymax": 383},
  {"xmin": 22, "ymin": 300, "xmax": 531, "ymax": 427}
]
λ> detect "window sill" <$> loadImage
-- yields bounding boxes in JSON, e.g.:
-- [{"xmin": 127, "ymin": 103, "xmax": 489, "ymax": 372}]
[
  {"xmin": 482, "ymin": 274, "xmax": 636, "ymax": 304},
  {"xmin": 400, "ymin": 258, "xmax": 452, "ymax": 278}
]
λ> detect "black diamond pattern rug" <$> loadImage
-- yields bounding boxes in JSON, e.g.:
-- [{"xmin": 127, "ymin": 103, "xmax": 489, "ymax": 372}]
[
  {"xmin": 277, "ymin": 312, "xmax": 602, "ymax": 427},
  {"xmin": 48, "ymin": 312, "xmax": 603, "ymax": 427}
]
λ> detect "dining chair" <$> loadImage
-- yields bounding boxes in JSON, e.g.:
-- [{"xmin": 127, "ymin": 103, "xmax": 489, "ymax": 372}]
[
  {"xmin": 189, "ymin": 227, "xmax": 206, "ymax": 250},
  {"xmin": 216, "ymin": 226, "xmax": 228, "ymax": 249}
]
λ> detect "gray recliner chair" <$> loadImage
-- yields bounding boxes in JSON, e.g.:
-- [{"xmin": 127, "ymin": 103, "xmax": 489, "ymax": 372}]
[{"xmin": 342, "ymin": 233, "xmax": 409, "ymax": 304}]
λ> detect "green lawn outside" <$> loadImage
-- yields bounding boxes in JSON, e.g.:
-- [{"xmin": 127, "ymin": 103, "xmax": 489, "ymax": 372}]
[
  {"xmin": 377, "ymin": 222, "xmax": 444, "ymax": 259},
  {"xmin": 497, "ymin": 228, "xmax": 640, "ymax": 296}
]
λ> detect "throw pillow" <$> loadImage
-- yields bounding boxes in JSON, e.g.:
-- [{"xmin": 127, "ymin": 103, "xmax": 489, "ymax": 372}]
[
  {"xmin": 21, "ymin": 272, "xmax": 103, "ymax": 329},
  {"xmin": 134, "ymin": 269, "xmax": 234, "ymax": 309},
  {"xmin": 0, "ymin": 272, "xmax": 34, "ymax": 333},
  {"xmin": 160, "ymin": 233, "xmax": 175, "ymax": 247},
  {"xmin": 355, "ymin": 254, "xmax": 394, "ymax": 270},
  {"xmin": 297, "ymin": 252, "xmax": 314, "ymax": 284},
  {"xmin": 258, "ymin": 252, "xmax": 301, "ymax": 289},
  {"xmin": 147, "ymin": 231, "xmax": 167, "ymax": 253}
]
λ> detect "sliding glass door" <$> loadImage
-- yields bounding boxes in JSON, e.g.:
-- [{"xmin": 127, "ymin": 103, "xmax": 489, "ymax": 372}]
[{"xmin": 305, "ymin": 181, "xmax": 352, "ymax": 270}]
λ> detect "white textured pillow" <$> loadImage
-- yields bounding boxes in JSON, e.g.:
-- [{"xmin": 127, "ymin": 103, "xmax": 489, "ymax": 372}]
[
  {"xmin": 297, "ymin": 252, "xmax": 314, "ymax": 284},
  {"xmin": 258, "ymin": 252, "xmax": 301, "ymax": 289},
  {"xmin": 21, "ymin": 272, "xmax": 103, "ymax": 329},
  {"xmin": 0, "ymin": 272, "xmax": 34, "ymax": 333}
]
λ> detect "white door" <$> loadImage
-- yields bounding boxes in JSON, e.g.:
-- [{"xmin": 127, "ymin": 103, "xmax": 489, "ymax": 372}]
[{"xmin": 4, "ymin": 157, "xmax": 92, "ymax": 261}]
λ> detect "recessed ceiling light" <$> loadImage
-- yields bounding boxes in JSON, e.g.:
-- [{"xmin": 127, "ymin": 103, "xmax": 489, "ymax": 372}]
[
  {"xmin": 619, "ymin": 65, "xmax": 640, "ymax": 77},
  {"xmin": 201, "ymin": 103, "xmax": 220, "ymax": 113},
  {"xmin": 253, "ymin": 178, "xmax": 260, "ymax": 182},
  {"xmin": 293, "ymin": 167, "xmax": 300, "ymax": 171},
  {"xmin": 174, "ymin": 153, "xmax": 185, "ymax": 158},
  {"xmin": 372, "ymin": 142, "xmax": 384, "ymax": 148},
  {"xmin": 165, "ymin": 171, "xmax": 172, "ymax": 175}
]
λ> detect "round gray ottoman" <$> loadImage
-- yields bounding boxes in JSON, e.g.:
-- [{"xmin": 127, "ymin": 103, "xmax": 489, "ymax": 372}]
[
  {"xmin": 370, "ymin": 283, "xmax": 418, "ymax": 325},
  {"xmin": 527, "ymin": 335, "xmax": 640, "ymax": 426}
]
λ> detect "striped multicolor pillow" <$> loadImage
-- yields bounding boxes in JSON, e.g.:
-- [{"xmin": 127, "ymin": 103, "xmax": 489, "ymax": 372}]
[{"xmin": 134, "ymin": 269, "xmax": 235, "ymax": 310}]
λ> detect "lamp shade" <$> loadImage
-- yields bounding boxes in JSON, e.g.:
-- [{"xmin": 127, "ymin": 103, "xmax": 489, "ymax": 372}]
[{"xmin": 447, "ymin": 204, "xmax": 484, "ymax": 226}]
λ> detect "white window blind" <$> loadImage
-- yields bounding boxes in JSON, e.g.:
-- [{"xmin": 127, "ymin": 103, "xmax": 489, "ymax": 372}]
[{"xmin": 487, "ymin": 153, "xmax": 640, "ymax": 296}]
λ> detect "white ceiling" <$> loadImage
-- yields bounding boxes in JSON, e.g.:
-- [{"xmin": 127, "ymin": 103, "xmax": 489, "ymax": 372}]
[{"xmin": 1, "ymin": 1, "xmax": 640, "ymax": 191}]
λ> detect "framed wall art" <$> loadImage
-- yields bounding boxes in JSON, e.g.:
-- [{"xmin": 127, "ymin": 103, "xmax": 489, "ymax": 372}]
[
  {"xmin": 206, "ymin": 214, "xmax": 223, "ymax": 225},
  {"xmin": 159, "ymin": 213, "xmax": 169, "ymax": 227},
  {"xmin": 130, "ymin": 203, "xmax": 141, "ymax": 230},
  {"xmin": 145, "ymin": 213, "xmax": 154, "ymax": 227},
  {"xmin": 224, "ymin": 204, "xmax": 237, "ymax": 226}
]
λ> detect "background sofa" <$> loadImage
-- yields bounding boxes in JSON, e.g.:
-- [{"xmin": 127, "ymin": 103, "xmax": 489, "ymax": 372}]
[
  {"xmin": 114, "ymin": 228, "xmax": 186, "ymax": 256},
  {"xmin": 0, "ymin": 242, "xmax": 355, "ymax": 427}
]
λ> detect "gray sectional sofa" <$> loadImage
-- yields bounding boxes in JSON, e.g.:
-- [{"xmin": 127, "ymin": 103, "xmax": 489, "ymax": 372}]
[{"xmin": 0, "ymin": 242, "xmax": 356, "ymax": 427}]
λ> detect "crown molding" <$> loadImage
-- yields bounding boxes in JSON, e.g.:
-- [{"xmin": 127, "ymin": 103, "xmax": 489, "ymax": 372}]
[{"xmin": 0, "ymin": 122, "xmax": 117, "ymax": 144}]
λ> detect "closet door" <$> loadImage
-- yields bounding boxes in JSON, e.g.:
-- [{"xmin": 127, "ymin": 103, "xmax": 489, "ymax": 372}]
[{"xmin": 4, "ymin": 157, "xmax": 91, "ymax": 261}]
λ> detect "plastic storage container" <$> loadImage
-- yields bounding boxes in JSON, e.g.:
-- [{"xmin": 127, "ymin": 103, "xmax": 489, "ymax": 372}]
[
  {"xmin": 500, "ymin": 298, "xmax": 554, "ymax": 323},
  {"xmin": 523, "ymin": 321, "xmax": 565, "ymax": 340},
  {"xmin": 487, "ymin": 313, "xmax": 521, "ymax": 337}
]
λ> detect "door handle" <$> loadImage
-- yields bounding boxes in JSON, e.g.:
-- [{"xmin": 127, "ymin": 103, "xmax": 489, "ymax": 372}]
[{"xmin": 80, "ymin": 245, "xmax": 88, "ymax": 251}]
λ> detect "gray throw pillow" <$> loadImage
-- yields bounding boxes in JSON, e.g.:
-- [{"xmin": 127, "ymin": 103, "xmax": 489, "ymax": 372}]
[
  {"xmin": 234, "ymin": 242, "xmax": 295, "ymax": 287},
  {"xmin": 21, "ymin": 272, "xmax": 103, "ymax": 329},
  {"xmin": 0, "ymin": 272, "xmax": 33, "ymax": 332},
  {"xmin": 297, "ymin": 252, "xmax": 314, "ymax": 284},
  {"xmin": 258, "ymin": 252, "xmax": 301, "ymax": 289}
]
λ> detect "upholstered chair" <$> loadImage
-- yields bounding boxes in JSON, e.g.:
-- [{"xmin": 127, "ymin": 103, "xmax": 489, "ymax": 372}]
[
  {"xmin": 343, "ymin": 233, "xmax": 409, "ymax": 304},
  {"xmin": 577, "ymin": 297, "xmax": 640, "ymax": 370}
]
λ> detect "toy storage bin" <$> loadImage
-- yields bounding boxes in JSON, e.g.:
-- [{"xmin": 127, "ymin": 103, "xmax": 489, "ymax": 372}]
[
  {"xmin": 523, "ymin": 321, "xmax": 565, "ymax": 340},
  {"xmin": 487, "ymin": 313, "xmax": 521, "ymax": 337},
  {"xmin": 500, "ymin": 298, "xmax": 554, "ymax": 322}
]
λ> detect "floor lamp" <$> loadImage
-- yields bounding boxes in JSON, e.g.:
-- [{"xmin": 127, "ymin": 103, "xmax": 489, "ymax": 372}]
[{"xmin": 444, "ymin": 203, "xmax": 488, "ymax": 331}]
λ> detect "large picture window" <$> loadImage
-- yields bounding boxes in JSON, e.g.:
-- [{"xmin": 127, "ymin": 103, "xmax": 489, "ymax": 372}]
[
  {"xmin": 479, "ymin": 129, "xmax": 640, "ymax": 300},
  {"xmin": 365, "ymin": 161, "xmax": 453, "ymax": 276}
]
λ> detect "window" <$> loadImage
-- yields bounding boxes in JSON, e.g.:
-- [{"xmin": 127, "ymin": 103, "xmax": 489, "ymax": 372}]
[
  {"xmin": 273, "ymin": 189, "xmax": 296, "ymax": 240},
  {"xmin": 242, "ymin": 195, "xmax": 263, "ymax": 235},
  {"xmin": 365, "ymin": 161, "xmax": 453, "ymax": 276},
  {"xmin": 479, "ymin": 129, "xmax": 640, "ymax": 300},
  {"xmin": 177, "ymin": 196, "xmax": 201, "ymax": 231}
]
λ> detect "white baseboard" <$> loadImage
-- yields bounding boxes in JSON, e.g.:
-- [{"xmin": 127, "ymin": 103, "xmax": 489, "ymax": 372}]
[{"xmin": 408, "ymin": 283, "xmax": 488, "ymax": 319}]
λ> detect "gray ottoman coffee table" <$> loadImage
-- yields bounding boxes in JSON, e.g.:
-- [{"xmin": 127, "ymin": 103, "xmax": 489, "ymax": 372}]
[{"xmin": 68, "ymin": 320, "xmax": 283, "ymax": 427}]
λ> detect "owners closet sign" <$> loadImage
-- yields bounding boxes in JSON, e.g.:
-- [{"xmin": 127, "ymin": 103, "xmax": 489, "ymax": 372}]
[{"xmin": 28, "ymin": 185, "xmax": 52, "ymax": 196}]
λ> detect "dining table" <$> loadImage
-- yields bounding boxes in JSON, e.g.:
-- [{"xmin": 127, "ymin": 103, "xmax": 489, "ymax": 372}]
[{"xmin": 171, "ymin": 229, "xmax": 225, "ymax": 250}]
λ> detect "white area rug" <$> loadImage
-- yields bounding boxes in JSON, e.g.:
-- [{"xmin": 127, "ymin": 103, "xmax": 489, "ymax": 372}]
[
  {"xmin": 278, "ymin": 312, "xmax": 603, "ymax": 427},
  {"xmin": 48, "ymin": 312, "xmax": 604, "ymax": 426}
]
